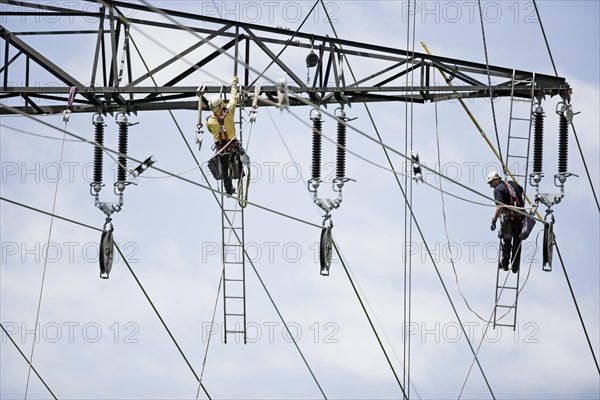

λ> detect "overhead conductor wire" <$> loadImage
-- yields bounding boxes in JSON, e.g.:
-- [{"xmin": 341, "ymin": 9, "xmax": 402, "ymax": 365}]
[
  {"xmin": 23, "ymin": 117, "xmax": 67, "ymax": 400},
  {"xmin": 318, "ymin": 0, "xmax": 405, "ymax": 397},
  {"xmin": 319, "ymin": 1, "xmax": 495, "ymax": 398},
  {"xmin": 124, "ymin": 2, "xmax": 328, "ymax": 397},
  {"xmin": 0, "ymin": 193, "xmax": 211, "ymax": 398},
  {"xmin": 404, "ymin": 1, "xmax": 418, "ymax": 395},
  {"xmin": 532, "ymin": 0, "xmax": 599, "ymax": 213},
  {"xmin": 477, "ymin": 0, "xmax": 504, "ymax": 173},
  {"xmin": 4, "ymin": 4, "xmax": 540, "ymax": 396},
  {"xmin": 106, "ymin": 0, "xmax": 529, "ymax": 217},
  {"xmin": 1, "ymin": 323, "xmax": 57, "ymax": 399}
]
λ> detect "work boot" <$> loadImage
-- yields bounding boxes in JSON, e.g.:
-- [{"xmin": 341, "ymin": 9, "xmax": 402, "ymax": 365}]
[{"xmin": 224, "ymin": 178, "xmax": 235, "ymax": 196}]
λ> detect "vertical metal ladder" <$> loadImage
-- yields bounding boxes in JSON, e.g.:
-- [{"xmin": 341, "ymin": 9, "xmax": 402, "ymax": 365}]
[
  {"xmin": 493, "ymin": 71, "xmax": 536, "ymax": 330},
  {"xmin": 221, "ymin": 91, "xmax": 247, "ymax": 343},
  {"xmin": 221, "ymin": 194, "xmax": 247, "ymax": 343}
]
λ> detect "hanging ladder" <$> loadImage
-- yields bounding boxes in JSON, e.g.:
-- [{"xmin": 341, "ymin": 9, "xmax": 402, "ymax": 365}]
[
  {"xmin": 493, "ymin": 71, "xmax": 536, "ymax": 330},
  {"xmin": 221, "ymin": 90, "xmax": 247, "ymax": 344},
  {"xmin": 221, "ymin": 195, "xmax": 247, "ymax": 343}
]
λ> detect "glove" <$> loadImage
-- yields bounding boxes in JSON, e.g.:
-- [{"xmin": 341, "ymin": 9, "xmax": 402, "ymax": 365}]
[
  {"xmin": 231, "ymin": 76, "xmax": 239, "ymax": 86},
  {"xmin": 490, "ymin": 220, "xmax": 497, "ymax": 231}
]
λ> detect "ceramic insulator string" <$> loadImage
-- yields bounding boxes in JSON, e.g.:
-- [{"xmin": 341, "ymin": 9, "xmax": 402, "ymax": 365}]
[
  {"xmin": 336, "ymin": 119, "xmax": 346, "ymax": 180},
  {"xmin": 311, "ymin": 116, "xmax": 322, "ymax": 181},
  {"xmin": 532, "ymin": 108, "xmax": 544, "ymax": 175},
  {"xmin": 93, "ymin": 116, "xmax": 104, "ymax": 191},
  {"xmin": 558, "ymin": 112, "xmax": 569, "ymax": 174},
  {"xmin": 118, "ymin": 121, "xmax": 128, "ymax": 184}
]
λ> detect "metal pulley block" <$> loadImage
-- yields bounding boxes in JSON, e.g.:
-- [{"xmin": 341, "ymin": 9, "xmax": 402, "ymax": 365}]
[
  {"xmin": 319, "ymin": 216, "xmax": 333, "ymax": 276},
  {"xmin": 542, "ymin": 210, "xmax": 555, "ymax": 272},
  {"xmin": 99, "ymin": 219, "xmax": 115, "ymax": 279}
]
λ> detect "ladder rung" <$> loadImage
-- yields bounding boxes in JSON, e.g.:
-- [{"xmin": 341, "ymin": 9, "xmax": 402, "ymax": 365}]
[
  {"xmin": 496, "ymin": 305, "xmax": 516, "ymax": 309},
  {"xmin": 226, "ymin": 313, "xmax": 245, "ymax": 317},
  {"xmin": 225, "ymin": 296, "xmax": 245, "ymax": 299},
  {"xmin": 223, "ymin": 209, "xmax": 242, "ymax": 212},
  {"xmin": 496, "ymin": 286, "xmax": 518, "ymax": 290},
  {"xmin": 225, "ymin": 331, "xmax": 246, "ymax": 334},
  {"xmin": 507, "ymin": 155, "xmax": 528, "ymax": 159},
  {"xmin": 225, "ymin": 278, "xmax": 244, "ymax": 282},
  {"xmin": 225, "ymin": 244, "xmax": 243, "ymax": 247},
  {"xmin": 223, "ymin": 226, "xmax": 243, "ymax": 230},
  {"xmin": 494, "ymin": 323, "xmax": 516, "ymax": 328},
  {"xmin": 508, "ymin": 136, "xmax": 529, "ymax": 140},
  {"xmin": 511, "ymin": 117, "xmax": 531, "ymax": 121},
  {"xmin": 224, "ymin": 261, "xmax": 244, "ymax": 265}
]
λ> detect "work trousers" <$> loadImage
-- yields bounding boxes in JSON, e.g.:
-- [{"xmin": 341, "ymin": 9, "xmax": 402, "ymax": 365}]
[{"xmin": 499, "ymin": 214, "xmax": 523, "ymax": 271}]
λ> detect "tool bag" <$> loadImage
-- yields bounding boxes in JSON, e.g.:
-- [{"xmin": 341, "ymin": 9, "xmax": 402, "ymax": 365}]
[{"xmin": 208, "ymin": 155, "xmax": 223, "ymax": 180}]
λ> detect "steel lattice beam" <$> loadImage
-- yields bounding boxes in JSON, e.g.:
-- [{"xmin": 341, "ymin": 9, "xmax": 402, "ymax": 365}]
[{"xmin": 0, "ymin": 0, "xmax": 571, "ymax": 115}]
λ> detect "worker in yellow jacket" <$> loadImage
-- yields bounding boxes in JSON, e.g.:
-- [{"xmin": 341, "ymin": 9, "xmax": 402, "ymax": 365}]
[{"xmin": 207, "ymin": 76, "xmax": 240, "ymax": 195}]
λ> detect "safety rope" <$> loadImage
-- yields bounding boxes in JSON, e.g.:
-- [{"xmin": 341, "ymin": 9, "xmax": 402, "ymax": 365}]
[{"xmin": 236, "ymin": 85, "xmax": 259, "ymax": 208}]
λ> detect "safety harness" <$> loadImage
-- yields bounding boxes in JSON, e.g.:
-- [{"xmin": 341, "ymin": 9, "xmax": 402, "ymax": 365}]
[{"xmin": 505, "ymin": 181, "xmax": 524, "ymax": 222}]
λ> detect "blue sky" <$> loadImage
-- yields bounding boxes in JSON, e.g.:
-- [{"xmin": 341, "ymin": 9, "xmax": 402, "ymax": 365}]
[{"xmin": 1, "ymin": 1, "xmax": 599, "ymax": 399}]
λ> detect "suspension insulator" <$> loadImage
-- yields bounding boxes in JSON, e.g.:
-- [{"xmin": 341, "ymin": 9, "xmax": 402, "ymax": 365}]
[
  {"xmin": 336, "ymin": 118, "xmax": 346, "ymax": 180},
  {"xmin": 93, "ymin": 115, "xmax": 104, "ymax": 193},
  {"xmin": 311, "ymin": 112, "xmax": 322, "ymax": 182},
  {"xmin": 558, "ymin": 112, "xmax": 569, "ymax": 175},
  {"xmin": 532, "ymin": 106, "xmax": 544, "ymax": 176},
  {"xmin": 117, "ymin": 117, "xmax": 128, "ymax": 185}
]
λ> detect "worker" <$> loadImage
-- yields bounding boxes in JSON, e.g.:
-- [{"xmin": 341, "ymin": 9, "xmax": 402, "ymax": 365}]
[
  {"xmin": 487, "ymin": 171, "xmax": 525, "ymax": 273},
  {"xmin": 207, "ymin": 75, "xmax": 241, "ymax": 195}
]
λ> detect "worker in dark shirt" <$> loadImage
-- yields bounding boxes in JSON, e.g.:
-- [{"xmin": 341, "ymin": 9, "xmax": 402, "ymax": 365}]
[{"xmin": 487, "ymin": 171, "xmax": 525, "ymax": 273}]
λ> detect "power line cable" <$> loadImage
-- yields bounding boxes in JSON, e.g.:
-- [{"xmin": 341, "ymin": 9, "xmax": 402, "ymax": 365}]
[
  {"xmin": 555, "ymin": 241, "xmax": 600, "ymax": 374},
  {"xmin": 532, "ymin": 0, "xmax": 558, "ymax": 77},
  {"xmin": 532, "ymin": 0, "xmax": 599, "ymax": 213},
  {"xmin": 104, "ymin": 0, "xmax": 512, "ymax": 211},
  {"xmin": 2, "ymin": 192, "xmax": 327, "ymax": 397},
  {"xmin": 477, "ymin": 0, "xmax": 504, "ymax": 174},
  {"xmin": 458, "ymin": 233, "xmax": 540, "ymax": 398},
  {"xmin": 0, "ymin": 103, "xmax": 321, "ymax": 229},
  {"xmin": 532, "ymin": 0, "xmax": 600, "ymax": 373},
  {"xmin": 24, "ymin": 120, "xmax": 67, "ymax": 400},
  {"xmin": 333, "ymin": 240, "xmax": 408, "ymax": 400},
  {"xmin": 113, "ymin": 242, "xmax": 212, "ymax": 399},
  {"xmin": 0, "ymin": 195, "xmax": 213, "ymax": 398},
  {"xmin": 2, "ymin": 117, "xmax": 499, "ymax": 213},
  {"xmin": 0, "ymin": 323, "xmax": 58, "ymax": 400},
  {"xmin": 318, "ymin": 4, "xmax": 495, "ymax": 398},
  {"xmin": 268, "ymin": 94, "xmax": 424, "ymax": 400},
  {"xmin": 128, "ymin": 27, "xmax": 327, "ymax": 397}
]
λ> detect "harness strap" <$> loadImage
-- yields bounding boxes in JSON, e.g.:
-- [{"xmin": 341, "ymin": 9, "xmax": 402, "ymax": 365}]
[
  {"xmin": 505, "ymin": 181, "xmax": 523, "ymax": 221},
  {"xmin": 195, "ymin": 85, "xmax": 205, "ymax": 150}
]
